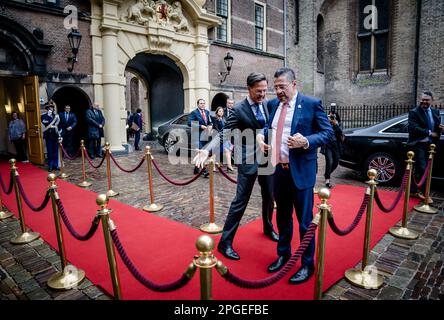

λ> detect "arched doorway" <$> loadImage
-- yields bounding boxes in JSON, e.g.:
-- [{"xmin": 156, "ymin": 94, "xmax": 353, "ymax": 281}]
[
  {"xmin": 51, "ymin": 87, "xmax": 91, "ymax": 153},
  {"xmin": 126, "ymin": 53, "xmax": 184, "ymax": 135},
  {"xmin": 211, "ymin": 93, "xmax": 229, "ymax": 111}
]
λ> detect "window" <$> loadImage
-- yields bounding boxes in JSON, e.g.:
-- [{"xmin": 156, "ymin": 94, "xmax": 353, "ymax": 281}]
[
  {"xmin": 255, "ymin": 3, "xmax": 265, "ymax": 50},
  {"xmin": 358, "ymin": 0, "xmax": 390, "ymax": 73},
  {"xmin": 216, "ymin": 0, "xmax": 229, "ymax": 42},
  {"xmin": 174, "ymin": 115, "xmax": 189, "ymax": 125},
  {"xmin": 382, "ymin": 120, "xmax": 408, "ymax": 134}
]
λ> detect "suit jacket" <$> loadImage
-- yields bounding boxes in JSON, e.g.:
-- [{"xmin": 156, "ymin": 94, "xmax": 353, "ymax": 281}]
[
  {"xmin": 59, "ymin": 111, "xmax": 77, "ymax": 134},
  {"xmin": 133, "ymin": 113, "xmax": 143, "ymax": 129},
  {"xmin": 86, "ymin": 108, "xmax": 105, "ymax": 139},
  {"xmin": 265, "ymin": 94, "xmax": 334, "ymax": 189},
  {"xmin": 407, "ymin": 106, "xmax": 441, "ymax": 145},
  {"xmin": 188, "ymin": 108, "xmax": 212, "ymax": 129},
  {"xmin": 223, "ymin": 98, "xmax": 271, "ymax": 175}
]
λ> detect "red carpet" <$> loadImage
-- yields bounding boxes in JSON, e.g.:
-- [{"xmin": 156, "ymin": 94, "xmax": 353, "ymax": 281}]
[{"xmin": 0, "ymin": 162, "xmax": 419, "ymax": 300}]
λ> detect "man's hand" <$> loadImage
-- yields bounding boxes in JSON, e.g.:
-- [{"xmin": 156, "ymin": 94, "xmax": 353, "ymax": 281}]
[
  {"xmin": 67, "ymin": 127, "xmax": 72, "ymax": 131},
  {"xmin": 288, "ymin": 133, "xmax": 308, "ymax": 149},
  {"xmin": 193, "ymin": 149, "xmax": 209, "ymax": 168},
  {"xmin": 201, "ymin": 125, "xmax": 207, "ymax": 130},
  {"xmin": 439, "ymin": 124, "xmax": 444, "ymax": 132},
  {"xmin": 431, "ymin": 132, "xmax": 439, "ymax": 138},
  {"xmin": 256, "ymin": 134, "xmax": 270, "ymax": 153}
]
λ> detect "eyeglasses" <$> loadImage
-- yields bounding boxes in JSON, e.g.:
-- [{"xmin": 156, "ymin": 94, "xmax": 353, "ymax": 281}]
[{"xmin": 273, "ymin": 83, "xmax": 291, "ymax": 92}]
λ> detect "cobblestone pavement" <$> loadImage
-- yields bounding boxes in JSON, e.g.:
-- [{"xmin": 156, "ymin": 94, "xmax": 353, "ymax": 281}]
[{"xmin": 0, "ymin": 139, "xmax": 443, "ymax": 300}]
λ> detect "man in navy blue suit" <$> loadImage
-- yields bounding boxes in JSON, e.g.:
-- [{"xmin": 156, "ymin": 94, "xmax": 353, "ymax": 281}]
[
  {"xmin": 59, "ymin": 105, "xmax": 77, "ymax": 156},
  {"xmin": 188, "ymin": 98, "xmax": 212, "ymax": 176},
  {"xmin": 257, "ymin": 67, "xmax": 334, "ymax": 284},
  {"xmin": 133, "ymin": 108, "xmax": 143, "ymax": 151}
]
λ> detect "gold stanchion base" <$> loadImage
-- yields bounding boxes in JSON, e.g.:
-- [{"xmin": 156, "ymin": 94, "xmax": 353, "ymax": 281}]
[
  {"xmin": 344, "ymin": 268, "xmax": 384, "ymax": 289},
  {"xmin": 106, "ymin": 190, "xmax": 119, "ymax": 197},
  {"xmin": 10, "ymin": 231, "xmax": 40, "ymax": 244},
  {"xmin": 414, "ymin": 203, "xmax": 438, "ymax": 214},
  {"xmin": 59, "ymin": 173, "xmax": 70, "ymax": 179},
  {"xmin": 200, "ymin": 222, "xmax": 223, "ymax": 234},
  {"xmin": 78, "ymin": 181, "xmax": 92, "ymax": 188},
  {"xmin": 47, "ymin": 265, "xmax": 86, "ymax": 290},
  {"xmin": 0, "ymin": 210, "xmax": 13, "ymax": 220},
  {"xmin": 143, "ymin": 203, "xmax": 164, "ymax": 212},
  {"xmin": 389, "ymin": 226, "xmax": 419, "ymax": 240}
]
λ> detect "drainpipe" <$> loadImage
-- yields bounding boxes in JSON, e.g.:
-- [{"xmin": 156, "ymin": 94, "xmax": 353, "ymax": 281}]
[
  {"xmin": 413, "ymin": 0, "xmax": 422, "ymax": 105},
  {"xmin": 284, "ymin": 0, "xmax": 287, "ymax": 67}
]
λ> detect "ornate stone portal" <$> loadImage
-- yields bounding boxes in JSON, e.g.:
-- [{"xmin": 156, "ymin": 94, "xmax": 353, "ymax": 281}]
[{"xmin": 91, "ymin": 0, "xmax": 219, "ymax": 151}]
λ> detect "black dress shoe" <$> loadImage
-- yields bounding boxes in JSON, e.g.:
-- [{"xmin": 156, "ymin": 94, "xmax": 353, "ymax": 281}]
[
  {"xmin": 288, "ymin": 265, "xmax": 314, "ymax": 285},
  {"xmin": 267, "ymin": 255, "xmax": 290, "ymax": 273},
  {"xmin": 264, "ymin": 230, "xmax": 279, "ymax": 242},
  {"xmin": 217, "ymin": 244, "xmax": 240, "ymax": 260},
  {"xmin": 193, "ymin": 167, "xmax": 199, "ymax": 175},
  {"xmin": 203, "ymin": 169, "xmax": 209, "ymax": 178}
]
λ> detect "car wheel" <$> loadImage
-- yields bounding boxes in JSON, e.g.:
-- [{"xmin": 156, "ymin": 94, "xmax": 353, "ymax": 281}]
[
  {"xmin": 364, "ymin": 152, "xmax": 401, "ymax": 185},
  {"xmin": 163, "ymin": 134, "xmax": 178, "ymax": 154}
]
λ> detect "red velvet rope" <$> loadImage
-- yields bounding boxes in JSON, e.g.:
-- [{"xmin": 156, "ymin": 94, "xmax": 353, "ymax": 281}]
[
  {"xmin": 221, "ymin": 222, "xmax": 318, "ymax": 288},
  {"xmin": 413, "ymin": 159, "xmax": 432, "ymax": 188},
  {"xmin": 327, "ymin": 193, "xmax": 370, "ymax": 236},
  {"xmin": 16, "ymin": 176, "xmax": 51, "ymax": 212},
  {"xmin": 55, "ymin": 199, "xmax": 100, "ymax": 241},
  {"xmin": 151, "ymin": 159, "xmax": 205, "ymax": 186},
  {"xmin": 110, "ymin": 154, "xmax": 145, "ymax": 173},
  {"xmin": 111, "ymin": 229, "xmax": 192, "ymax": 292},
  {"xmin": 374, "ymin": 169, "xmax": 409, "ymax": 213},
  {"xmin": 0, "ymin": 172, "xmax": 14, "ymax": 195},
  {"xmin": 60, "ymin": 145, "xmax": 81, "ymax": 161},
  {"xmin": 84, "ymin": 151, "xmax": 106, "ymax": 169},
  {"xmin": 217, "ymin": 166, "xmax": 238, "ymax": 184}
]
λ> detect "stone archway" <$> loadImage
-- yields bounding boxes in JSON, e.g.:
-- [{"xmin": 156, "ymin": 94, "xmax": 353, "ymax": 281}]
[
  {"xmin": 211, "ymin": 92, "xmax": 229, "ymax": 111},
  {"xmin": 90, "ymin": 0, "xmax": 220, "ymax": 151}
]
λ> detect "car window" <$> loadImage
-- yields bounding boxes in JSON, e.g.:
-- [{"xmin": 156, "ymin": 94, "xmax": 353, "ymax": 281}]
[
  {"xmin": 174, "ymin": 115, "xmax": 189, "ymax": 125},
  {"xmin": 382, "ymin": 119, "xmax": 408, "ymax": 133}
]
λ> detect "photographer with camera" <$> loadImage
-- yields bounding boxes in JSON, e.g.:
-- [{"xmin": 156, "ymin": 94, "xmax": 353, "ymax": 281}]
[{"xmin": 320, "ymin": 104, "xmax": 344, "ymax": 188}]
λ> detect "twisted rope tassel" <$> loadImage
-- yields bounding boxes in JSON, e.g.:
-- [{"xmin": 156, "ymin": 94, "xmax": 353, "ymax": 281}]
[
  {"xmin": 221, "ymin": 222, "xmax": 318, "ymax": 288},
  {"xmin": 413, "ymin": 159, "xmax": 432, "ymax": 188},
  {"xmin": 84, "ymin": 151, "xmax": 106, "ymax": 169},
  {"xmin": 61, "ymin": 145, "xmax": 81, "ymax": 161},
  {"xmin": 110, "ymin": 154, "xmax": 145, "ymax": 173},
  {"xmin": 0, "ymin": 172, "xmax": 14, "ymax": 195},
  {"xmin": 327, "ymin": 193, "xmax": 370, "ymax": 236},
  {"xmin": 111, "ymin": 229, "xmax": 192, "ymax": 292},
  {"xmin": 217, "ymin": 166, "xmax": 238, "ymax": 184},
  {"xmin": 16, "ymin": 176, "xmax": 51, "ymax": 212},
  {"xmin": 55, "ymin": 199, "xmax": 100, "ymax": 241},
  {"xmin": 151, "ymin": 159, "xmax": 205, "ymax": 186},
  {"xmin": 374, "ymin": 169, "xmax": 409, "ymax": 213}
]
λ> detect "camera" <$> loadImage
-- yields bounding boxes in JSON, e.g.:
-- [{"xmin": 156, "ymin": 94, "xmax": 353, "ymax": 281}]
[{"xmin": 329, "ymin": 114, "xmax": 336, "ymax": 120}]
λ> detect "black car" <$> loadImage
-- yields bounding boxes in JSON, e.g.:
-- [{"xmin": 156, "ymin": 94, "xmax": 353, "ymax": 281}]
[
  {"xmin": 157, "ymin": 113, "xmax": 191, "ymax": 154},
  {"xmin": 339, "ymin": 111, "xmax": 444, "ymax": 184}
]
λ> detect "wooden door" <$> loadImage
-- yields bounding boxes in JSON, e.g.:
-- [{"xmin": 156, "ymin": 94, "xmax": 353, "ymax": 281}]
[{"xmin": 23, "ymin": 76, "xmax": 44, "ymax": 165}]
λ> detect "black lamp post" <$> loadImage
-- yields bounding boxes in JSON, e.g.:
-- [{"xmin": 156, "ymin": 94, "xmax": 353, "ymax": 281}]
[
  {"xmin": 67, "ymin": 28, "xmax": 82, "ymax": 72},
  {"xmin": 218, "ymin": 52, "xmax": 234, "ymax": 84}
]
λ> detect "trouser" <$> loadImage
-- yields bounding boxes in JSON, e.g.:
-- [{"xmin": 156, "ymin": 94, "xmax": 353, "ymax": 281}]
[
  {"xmin": 324, "ymin": 146, "xmax": 340, "ymax": 179},
  {"xmin": 62, "ymin": 130, "xmax": 74, "ymax": 156},
  {"xmin": 411, "ymin": 142, "xmax": 428, "ymax": 194},
  {"xmin": 45, "ymin": 138, "xmax": 59, "ymax": 170},
  {"xmin": 134, "ymin": 130, "xmax": 141, "ymax": 149},
  {"xmin": 88, "ymin": 138, "xmax": 102, "ymax": 158},
  {"xmin": 12, "ymin": 138, "xmax": 27, "ymax": 162}
]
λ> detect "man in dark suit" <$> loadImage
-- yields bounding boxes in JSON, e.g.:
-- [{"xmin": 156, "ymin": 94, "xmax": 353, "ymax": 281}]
[
  {"xmin": 59, "ymin": 105, "xmax": 77, "ymax": 156},
  {"xmin": 133, "ymin": 108, "xmax": 143, "ymax": 151},
  {"xmin": 194, "ymin": 72, "xmax": 279, "ymax": 260},
  {"xmin": 257, "ymin": 67, "xmax": 334, "ymax": 284},
  {"xmin": 86, "ymin": 102, "xmax": 105, "ymax": 159},
  {"xmin": 225, "ymin": 98, "xmax": 235, "ymax": 119},
  {"xmin": 188, "ymin": 98, "xmax": 213, "ymax": 176},
  {"xmin": 407, "ymin": 91, "xmax": 441, "ymax": 199}
]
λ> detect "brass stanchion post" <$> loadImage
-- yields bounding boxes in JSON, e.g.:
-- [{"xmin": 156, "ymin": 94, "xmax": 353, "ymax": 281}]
[
  {"xmin": 46, "ymin": 173, "xmax": 86, "ymax": 289},
  {"xmin": 344, "ymin": 169, "xmax": 384, "ymax": 289},
  {"xmin": 389, "ymin": 152, "xmax": 419, "ymax": 239},
  {"xmin": 143, "ymin": 146, "xmax": 163, "ymax": 212},
  {"xmin": 97, "ymin": 194, "xmax": 122, "ymax": 299},
  {"xmin": 200, "ymin": 159, "xmax": 222, "ymax": 234},
  {"xmin": 414, "ymin": 144, "xmax": 438, "ymax": 214},
  {"xmin": 193, "ymin": 235, "xmax": 217, "ymax": 300},
  {"xmin": 0, "ymin": 183, "xmax": 13, "ymax": 220},
  {"xmin": 314, "ymin": 188, "xmax": 331, "ymax": 300},
  {"xmin": 78, "ymin": 140, "xmax": 92, "ymax": 188},
  {"xmin": 105, "ymin": 142, "xmax": 118, "ymax": 197},
  {"xmin": 58, "ymin": 142, "xmax": 69, "ymax": 179},
  {"xmin": 9, "ymin": 159, "xmax": 40, "ymax": 244}
]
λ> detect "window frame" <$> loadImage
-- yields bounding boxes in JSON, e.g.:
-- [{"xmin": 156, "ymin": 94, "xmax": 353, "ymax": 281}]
[
  {"xmin": 254, "ymin": 1, "xmax": 267, "ymax": 51},
  {"xmin": 215, "ymin": 0, "xmax": 232, "ymax": 43}
]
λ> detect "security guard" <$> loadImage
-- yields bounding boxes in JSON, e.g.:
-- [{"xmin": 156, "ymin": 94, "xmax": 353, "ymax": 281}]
[{"xmin": 41, "ymin": 102, "xmax": 61, "ymax": 171}]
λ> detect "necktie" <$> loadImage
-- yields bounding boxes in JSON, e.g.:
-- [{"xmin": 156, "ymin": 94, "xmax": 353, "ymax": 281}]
[
  {"xmin": 425, "ymin": 108, "xmax": 433, "ymax": 131},
  {"xmin": 255, "ymin": 104, "xmax": 266, "ymax": 128},
  {"xmin": 273, "ymin": 102, "xmax": 289, "ymax": 166},
  {"xmin": 201, "ymin": 110, "xmax": 207, "ymax": 124},
  {"xmin": 66, "ymin": 113, "xmax": 69, "ymax": 122}
]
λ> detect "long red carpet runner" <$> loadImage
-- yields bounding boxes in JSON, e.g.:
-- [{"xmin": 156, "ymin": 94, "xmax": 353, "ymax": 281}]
[{"xmin": 0, "ymin": 162, "xmax": 418, "ymax": 300}]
